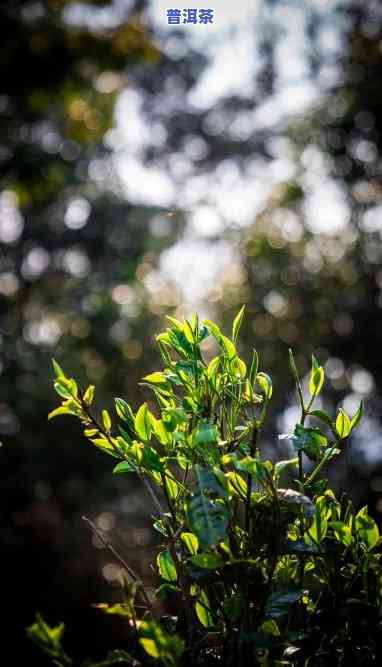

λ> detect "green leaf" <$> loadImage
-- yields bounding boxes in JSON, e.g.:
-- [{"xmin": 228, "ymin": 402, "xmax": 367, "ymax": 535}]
[
  {"xmin": 330, "ymin": 521, "xmax": 353, "ymax": 546},
  {"xmin": 165, "ymin": 473, "xmax": 181, "ymax": 501},
  {"xmin": 190, "ymin": 553, "xmax": 224, "ymax": 569},
  {"xmin": 48, "ymin": 405, "xmax": 75, "ymax": 420},
  {"xmin": 180, "ymin": 532, "xmax": 199, "ymax": 555},
  {"xmin": 113, "ymin": 461, "xmax": 136, "ymax": 475},
  {"xmin": 83, "ymin": 384, "xmax": 95, "ymax": 406},
  {"xmin": 186, "ymin": 466, "xmax": 229, "ymax": 549},
  {"xmin": 139, "ymin": 620, "xmax": 184, "ymax": 667},
  {"xmin": 207, "ymin": 356, "xmax": 220, "ymax": 381},
  {"xmin": 336, "ymin": 408, "xmax": 351, "ymax": 439},
  {"xmin": 249, "ymin": 348, "xmax": 259, "ymax": 386},
  {"xmin": 350, "ymin": 401, "xmax": 363, "ymax": 432},
  {"xmin": 115, "ymin": 398, "xmax": 135, "ymax": 427},
  {"xmin": 142, "ymin": 446, "xmax": 165, "ymax": 473},
  {"xmin": 274, "ymin": 458, "xmax": 299, "ymax": 480},
  {"xmin": 291, "ymin": 424, "xmax": 327, "ymax": 461},
  {"xmin": 102, "ymin": 409, "xmax": 112, "ymax": 433},
  {"xmin": 90, "ymin": 437, "xmax": 119, "ymax": 458},
  {"xmin": 135, "ymin": 403, "xmax": 152, "ymax": 441},
  {"xmin": 52, "ymin": 359, "xmax": 65, "ymax": 380},
  {"xmin": 195, "ymin": 589, "xmax": 214, "ymax": 628},
  {"xmin": 256, "ymin": 372, "xmax": 273, "ymax": 399},
  {"xmin": 142, "ymin": 372, "xmax": 169, "ymax": 388},
  {"xmin": 26, "ymin": 613, "xmax": 70, "ymax": 663},
  {"xmin": 202, "ymin": 319, "xmax": 222, "ymax": 341},
  {"xmin": 309, "ymin": 410, "xmax": 333, "ymax": 429},
  {"xmin": 232, "ymin": 357, "xmax": 246, "ymax": 379},
  {"xmin": 309, "ymin": 356, "xmax": 324, "ymax": 397},
  {"xmin": 195, "ymin": 421, "xmax": 218, "ymax": 446},
  {"xmin": 152, "ymin": 418, "xmax": 171, "ymax": 446},
  {"xmin": 225, "ymin": 471, "xmax": 247, "ymax": 498},
  {"xmin": 94, "ymin": 602, "xmax": 133, "ymax": 618},
  {"xmin": 220, "ymin": 335, "xmax": 237, "ymax": 361},
  {"xmin": 223, "ymin": 453, "xmax": 269, "ymax": 482},
  {"xmin": 264, "ymin": 589, "xmax": 302, "ymax": 620},
  {"xmin": 232, "ymin": 305, "xmax": 245, "ymax": 342},
  {"xmin": 355, "ymin": 507, "xmax": 380, "ymax": 550},
  {"xmin": 157, "ymin": 551, "xmax": 178, "ymax": 583},
  {"xmin": 54, "ymin": 378, "xmax": 78, "ymax": 400},
  {"xmin": 306, "ymin": 499, "xmax": 328, "ymax": 544}
]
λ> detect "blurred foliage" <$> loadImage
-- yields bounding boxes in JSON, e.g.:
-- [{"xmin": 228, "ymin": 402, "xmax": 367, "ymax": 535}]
[
  {"xmin": 3, "ymin": 0, "xmax": 382, "ymax": 663},
  {"xmin": 0, "ymin": 1, "xmax": 176, "ymax": 663}
]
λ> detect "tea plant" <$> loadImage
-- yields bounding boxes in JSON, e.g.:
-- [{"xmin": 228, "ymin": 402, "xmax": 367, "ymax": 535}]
[{"xmin": 28, "ymin": 308, "xmax": 382, "ymax": 666}]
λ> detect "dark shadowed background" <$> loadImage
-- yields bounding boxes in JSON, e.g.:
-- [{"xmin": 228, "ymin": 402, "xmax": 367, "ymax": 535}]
[{"xmin": 1, "ymin": 0, "xmax": 382, "ymax": 662}]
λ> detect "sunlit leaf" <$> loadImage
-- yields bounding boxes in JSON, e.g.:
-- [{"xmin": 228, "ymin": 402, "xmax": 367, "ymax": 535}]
[
  {"xmin": 157, "ymin": 551, "xmax": 178, "ymax": 583},
  {"xmin": 309, "ymin": 356, "xmax": 324, "ymax": 397},
  {"xmin": 186, "ymin": 466, "xmax": 229, "ymax": 548},
  {"xmin": 190, "ymin": 553, "xmax": 224, "ymax": 569},
  {"xmin": 355, "ymin": 506, "xmax": 380, "ymax": 550},
  {"xmin": 139, "ymin": 620, "xmax": 184, "ymax": 666},
  {"xmin": 195, "ymin": 589, "xmax": 214, "ymax": 628},
  {"xmin": 102, "ymin": 409, "xmax": 112, "ymax": 433},
  {"xmin": 336, "ymin": 408, "xmax": 351, "ymax": 439},
  {"xmin": 180, "ymin": 532, "xmax": 199, "ymax": 555},
  {"xmin": 135, "ymin": 403, "xmax": 152, "ymax": 441},
  {"xmin": 291, "ymin": 424, "xmax": 327, "ymax": 461},
  {"xmin": 256, "ymin": 372, "xmax": 273, "ymax": 399},
  {"xmin": 83, "ymin": 385, "xmax": 95, "ymax": 406},
  {"xmin": 350, "ymin": 401, "xmax": 363, "ymax": 432},
  {"xmin": 232, "ymin": 305, "xmax": 245, "ymax": 342}
]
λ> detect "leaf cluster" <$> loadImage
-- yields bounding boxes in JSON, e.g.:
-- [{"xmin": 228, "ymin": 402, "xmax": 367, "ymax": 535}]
[{"xmin": 33, "ymin": 308, "xmax": 382, "ymax": 666}]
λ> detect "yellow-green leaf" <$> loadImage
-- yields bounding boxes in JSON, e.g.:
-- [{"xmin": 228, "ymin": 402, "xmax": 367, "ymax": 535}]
[
  {"xmin": 195, "ymin": 590, "xmax": 214, "ymax": 628},
  {"xmin": 336, "ymin": 409, "xmax": 351, "ymax": 439},
  {"xmin": 52, "ymin": 358, "xmax": 65, "ymax": 380},
  {"xmin": 256, "ymin": 372, "xmax": 273, "ymax": 399},
  {"xmin": 355, "ymin": 507, "xmax": 380, "ymax": 550},
  {"xmin": 180, "ymin": 532, "xmax": 199, "ymax": 555},
  {"xmin": 48, "ymin": 406, "xmax": 72, "ymax": 420},
  {"xmin": 135, "ymin": 403, "xmax": 152, "ymax": 441},
  {"xmin": 157, "ymin": 550, "xmax": 178, "ymax": 583},
  {"xmin": 309, "ymin": 357, "xmax": 324, "ymax": 397},
  {"xmin": 142, "ymin": 372, "xmax": 168, "ymax": 386},
  {"xmin": 232, "ymin": 305, "xmax": 245, "ymax": 342},
  {"xmin": 83, "ymin": 385, "xmax": 95, "ymax": 405},
  {"xmin": 102, "ymin": 409, "xmax": 112, "ymax": 433}
]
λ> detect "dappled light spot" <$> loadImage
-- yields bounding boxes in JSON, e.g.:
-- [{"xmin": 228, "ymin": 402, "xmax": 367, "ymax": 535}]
[
  {"xmin": 350, "ymin": 368, "xmax": 374, "ymax": 396},
  {"xmin": 65, "ymin": 197, "xmax": 91, "ymax": 229},
  {"xmin": 123, "ymin": 339, "xmax": 142, "ymax": 360},
  {"xmin": 0, "ymin": 191, "xmax": 24, "ymax": 243},
  {"xmin": 0, "ymin": 272, "xmax": 19, "ymax": 296},
  {"xmin": 102, "ymin": 563, "xmax": 123, "ymax": 583},
  {"xmin": 96, "ymin": 512, "xmax": 116, "ymax": 532},
  {"xmin": 21, "ymin": 247, "xmax": 50, "ymax": 280},
  {"xmin": 24, "ymin": 316, "xmax": 62, "ymax": 346}
]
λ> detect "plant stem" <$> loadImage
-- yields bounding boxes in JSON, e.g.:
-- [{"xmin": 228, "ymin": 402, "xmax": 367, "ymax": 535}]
[
  {"xmin": 161, "ymin": 471, "xmax": 177, "ymax": 525},
  {"xmin": 82, "ymin": 515, "xmax": 154, "ymax": 614}
]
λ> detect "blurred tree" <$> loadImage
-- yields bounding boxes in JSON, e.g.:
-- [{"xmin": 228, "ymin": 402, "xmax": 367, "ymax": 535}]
[{"xmin": 0, "ymin": 1, "xmax": 180, "ymax": 663}]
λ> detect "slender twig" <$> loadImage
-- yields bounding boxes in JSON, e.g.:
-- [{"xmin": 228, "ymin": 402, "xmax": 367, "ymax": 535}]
[
  {"xmin": 82, "ymin": 515, "xmax": 154, "ymax": 613},
  {"xmin": 137, "ymin": 470, "xmax": 164, "ymax": 516}
]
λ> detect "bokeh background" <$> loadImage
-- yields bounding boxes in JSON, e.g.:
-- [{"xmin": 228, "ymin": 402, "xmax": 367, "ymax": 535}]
[{"xmin": 2, "ymin": 0, "xmax": 382, "ymax": 662}]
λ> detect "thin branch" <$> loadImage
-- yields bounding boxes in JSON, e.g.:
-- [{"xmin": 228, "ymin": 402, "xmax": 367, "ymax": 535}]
[{"xmin": 82, "ymin": 515, "xmax": 154, "ymax": 614}]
